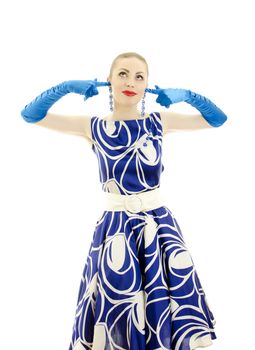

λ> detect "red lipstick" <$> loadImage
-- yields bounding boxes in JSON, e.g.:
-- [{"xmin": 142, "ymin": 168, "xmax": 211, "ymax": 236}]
[{"xmin": 122, "ymin": 90, "xmax": 137, "ymax": 96}]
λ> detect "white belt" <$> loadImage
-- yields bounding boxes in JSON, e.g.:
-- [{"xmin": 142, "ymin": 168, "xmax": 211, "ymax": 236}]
[{"xmin": 103, "ymin": 187, "xmax": 165, "ymax": 214}]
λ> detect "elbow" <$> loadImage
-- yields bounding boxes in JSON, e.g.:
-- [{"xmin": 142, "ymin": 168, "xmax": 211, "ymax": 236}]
[
  {"xmin": 202, "ymin": 111, "xmax": 228, "ymax": 128},
  {"xmin": 213, "ymin": 113, "xmax": 228, "ymax": 127},
  {"xmin": 20, "ymin": 109, "xmax": 44, "ymax": 123}
]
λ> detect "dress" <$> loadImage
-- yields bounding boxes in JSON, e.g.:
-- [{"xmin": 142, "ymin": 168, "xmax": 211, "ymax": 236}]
[{"xmin": 68, "ymin": 112, "xmax": 217, "ymax": 350}]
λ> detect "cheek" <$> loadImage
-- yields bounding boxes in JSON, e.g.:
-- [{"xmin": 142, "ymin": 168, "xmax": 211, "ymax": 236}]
[
  {"xmin": 138, "ymin": 87, "xmax": 146, "ymax": 96},
  {"xmin": 114, "ymin": 82, "xmax": 124, "ymax": 91}
]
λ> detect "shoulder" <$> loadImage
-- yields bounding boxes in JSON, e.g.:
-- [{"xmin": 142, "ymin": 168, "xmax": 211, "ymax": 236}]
[
  {"xmin": 152, "ymin": 110, "xmax": 184, "ymax": 135},
  {"xmin": 79, "ymin": 115, "xmax": 95, "ymax": 145},
  {"xmin": 149, "ymin": 111, "xmax": 165, "ymax": 135}
]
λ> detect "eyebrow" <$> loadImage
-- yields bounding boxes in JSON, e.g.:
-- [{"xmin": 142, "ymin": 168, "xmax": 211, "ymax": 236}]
[{"xmin": 118, "ymin": 68, "xmax": 145, "ymax": 74}]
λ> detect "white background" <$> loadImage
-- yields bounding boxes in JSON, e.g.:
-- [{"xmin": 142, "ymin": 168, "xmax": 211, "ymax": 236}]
[{"xmin": 1, "ymin": 0, "xmax": 254, "ymax": 349}]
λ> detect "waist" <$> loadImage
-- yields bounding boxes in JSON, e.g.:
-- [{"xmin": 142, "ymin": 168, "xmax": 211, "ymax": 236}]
[{"xmin": 103, "ymin": 187, "xmax": 165, "ymax": 213}]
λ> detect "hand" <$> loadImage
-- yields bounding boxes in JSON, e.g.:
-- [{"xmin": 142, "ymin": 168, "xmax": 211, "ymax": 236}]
[
  {"xmin": 64, "ymin": 79, "xmax": 111, "ymax": 101},
  {"xmin": 145, "ymin": 85, "xmax": 189, "ymax": 108}
]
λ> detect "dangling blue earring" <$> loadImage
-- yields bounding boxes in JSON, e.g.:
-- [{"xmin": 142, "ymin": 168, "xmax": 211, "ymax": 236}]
[
  {"xmin": 109, "ymin": 85, "xmax": 113, "ymax": 112},
  {"xmin": 141, "ymin": 90, "xmax": 152, "ymax": 147},
  {"xmin": 141, "ymin": 91, "xmax": 146, "ymax": 119}
]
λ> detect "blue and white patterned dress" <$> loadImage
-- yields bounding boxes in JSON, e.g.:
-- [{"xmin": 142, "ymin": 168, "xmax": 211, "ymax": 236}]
[{"xmin": 68, "ymin": 112, "xmax": 216, "ymax": 350}]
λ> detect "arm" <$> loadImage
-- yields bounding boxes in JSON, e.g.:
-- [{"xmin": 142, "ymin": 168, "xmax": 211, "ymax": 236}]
[
  {"xmin": 36, "ymin": 113, "xmax": 93, "ymax": 144},
  {"xmin": 20, "ymin": 80, "xmax": 98, "ymax": 123},
  {"xmin": 20, "ymin": 79, "xmax": 108, "ymax": 142},
  {"xmin": 146, "ymin": 86, "xmax": 228, "ymax": 132},
  {"xmin": 20, "ymin": 79, "xmax": 108, "ymax": 144},
  {"xmin": 160, "ymin": 111, "xmax": 214, "ymax": 135}
]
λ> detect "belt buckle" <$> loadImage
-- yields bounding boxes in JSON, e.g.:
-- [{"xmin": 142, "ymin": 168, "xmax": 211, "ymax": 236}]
[{"xmin": 124, "ymin": 194, "xmax": 143, "ymax": 213}]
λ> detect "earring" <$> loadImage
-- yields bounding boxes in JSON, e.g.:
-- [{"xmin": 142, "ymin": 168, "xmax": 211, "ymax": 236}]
[
  {"xmin": 108, "ymin": 86, "xmax": 147, "ymax": 119},
  {"xmin": 109, "ymin": 85, "xmax": 113, "ymax": 112},
  {"xmin": 140, "ymin": 91, "xmax": 146, "ymax": 119}
]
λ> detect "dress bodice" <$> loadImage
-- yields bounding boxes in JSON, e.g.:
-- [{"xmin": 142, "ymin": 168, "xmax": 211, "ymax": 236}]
[{"xmin": 90, "ymin": 112, "xmax": 165, "ymax": 195}]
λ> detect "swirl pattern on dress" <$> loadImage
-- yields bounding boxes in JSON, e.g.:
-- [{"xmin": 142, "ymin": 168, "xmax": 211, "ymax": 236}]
[
  {"xmin": 68, "ymin": 112, "xmax": 216, "ymax": 350},
  {"xmin": 90, "ymin": 112, "xmax": 164, "ymax": 194}
]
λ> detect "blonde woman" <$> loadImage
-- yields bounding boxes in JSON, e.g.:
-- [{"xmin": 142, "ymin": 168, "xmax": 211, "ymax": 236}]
[{"xmin": 21, "ymin": 52, "xmax": 227, "ymax": 350}]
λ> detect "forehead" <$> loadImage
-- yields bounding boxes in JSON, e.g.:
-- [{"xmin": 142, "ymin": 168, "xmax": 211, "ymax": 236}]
[{"xmin": 115, "ymin": 57, "xmax": 146, "ymax": 72}]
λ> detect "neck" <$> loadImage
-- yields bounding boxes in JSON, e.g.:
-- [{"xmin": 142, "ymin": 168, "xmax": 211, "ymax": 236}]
[
  {"xmin": 109, "ymin": 100, "xmax": 142, "ymax": 120},
  {"xmin": 110, "ymin": 112, "xmax": 141, "ymax": 120}
]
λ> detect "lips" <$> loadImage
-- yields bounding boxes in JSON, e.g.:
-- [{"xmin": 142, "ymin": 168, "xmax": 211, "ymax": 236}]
[{"xmin": 122, "ymin": 90, "xmax": 137, "ymax": 96}]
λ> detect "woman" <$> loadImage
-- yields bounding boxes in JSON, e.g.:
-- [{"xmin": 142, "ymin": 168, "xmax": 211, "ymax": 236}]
[{"xmin": 21, "ymin": 51, "xmax": 227, "ymax": 350}]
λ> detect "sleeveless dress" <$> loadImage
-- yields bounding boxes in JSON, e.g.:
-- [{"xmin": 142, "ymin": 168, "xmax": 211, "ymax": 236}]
[{"xmin": 68, "ymin": 112, "xmax": 217, "ymax": 350}]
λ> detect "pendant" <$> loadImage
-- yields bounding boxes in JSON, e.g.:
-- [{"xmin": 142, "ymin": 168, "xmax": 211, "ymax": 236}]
[{"xmin": 143, "ymin": 131, "xmax": 153, "ymax": 147}]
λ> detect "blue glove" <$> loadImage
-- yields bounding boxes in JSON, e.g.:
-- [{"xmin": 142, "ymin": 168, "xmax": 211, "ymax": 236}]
[
  {"xmin": 145, "ymin": 85, "xmax": 228, "ymax": 127},
  {"xmin": 21, "ymin": 79, "xmax": 111, "ymax": 123}
]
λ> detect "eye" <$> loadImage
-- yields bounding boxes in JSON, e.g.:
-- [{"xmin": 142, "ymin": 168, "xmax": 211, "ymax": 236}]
[{"xmin": 118, "ymin": 71, "xmax": 144, "ymax": 80}]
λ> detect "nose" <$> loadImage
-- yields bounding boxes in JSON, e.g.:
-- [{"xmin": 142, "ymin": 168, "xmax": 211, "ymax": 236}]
[{"xmin": 126, "ymin": 81, "xmax": 134, "ymax": 88}]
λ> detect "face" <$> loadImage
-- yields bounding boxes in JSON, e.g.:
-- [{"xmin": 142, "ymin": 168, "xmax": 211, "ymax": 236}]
[{"xmin": 107, "ymin": 57, "xmax": 148, "ymax": 108}]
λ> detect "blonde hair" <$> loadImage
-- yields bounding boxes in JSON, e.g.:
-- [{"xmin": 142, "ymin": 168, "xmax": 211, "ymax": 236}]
[{"xmin": 108, "ymin": 52, "xmax": 149, "ymax": 79}]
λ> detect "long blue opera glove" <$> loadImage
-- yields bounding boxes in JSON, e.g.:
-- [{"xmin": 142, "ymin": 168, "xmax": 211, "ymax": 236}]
[
  {"xmin": 21, "ymin": 79, "xmax": 111, "ymax": 123},
  {"xmin": 145, "ymin": 86, "xmax": 228, "ymax": 127}
]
